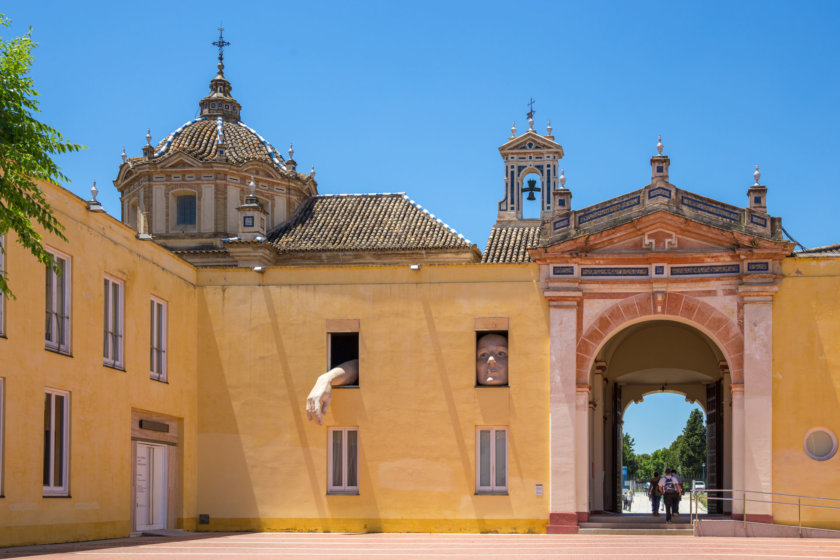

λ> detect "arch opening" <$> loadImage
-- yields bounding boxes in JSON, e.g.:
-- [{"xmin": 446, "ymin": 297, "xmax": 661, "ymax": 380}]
[
  {"xmin": 520, "ymin": 172, "xmax": 543, "ymax": 219},
  {"xmin": 587, "ymin": 320, "xmax": 731, "ymax": 517}
]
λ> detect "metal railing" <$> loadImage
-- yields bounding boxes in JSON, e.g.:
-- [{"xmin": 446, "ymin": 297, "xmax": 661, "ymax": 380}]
[{"xmin": 689, "ymin": 488, "xmax": 840, "ymax": 536}]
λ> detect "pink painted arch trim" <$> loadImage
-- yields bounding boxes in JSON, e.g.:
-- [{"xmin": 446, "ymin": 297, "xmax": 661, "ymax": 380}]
[{"xmin": 576, "ymin": 292, "xmax": 744, "ymax": 384}]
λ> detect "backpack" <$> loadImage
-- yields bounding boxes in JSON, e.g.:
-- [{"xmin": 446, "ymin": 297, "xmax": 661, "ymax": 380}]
[
  {"xmin": 663, "ymin": 475, "xmax": 677, "ymax": 494},
  {"xmin": 650, "ymin": 479, "xmax": 662, "ymax": 497}
]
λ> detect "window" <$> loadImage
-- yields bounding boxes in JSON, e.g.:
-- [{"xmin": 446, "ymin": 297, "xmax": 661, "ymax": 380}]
[
  {"xmin": 328, "ymin": 428, "xmax": 358, "ymax": 493},
  {"xmin": 103, "ymin": 276, "xmax": 124, "ymax": 368},
  {"xmin": 476, "ymin": 427, "xmax": 507, "ymax": 494},
  {"xmin": 176, "ymin": 195, "xmax": 196, "ymax": 226},
  {"xmin": 804, "ymin": 428, "xmax": 838, "ymax": 461},
  {"xmin": 44, "ymin": 388, "xmax": 70, "ymax": 495},
  {"xmin": 329, "ymin": 332, "xmax": 359, "ymax": 371},
  {"xmin": 0, "ymin": 378, "xmax": 4, "ymax": 495},
  {"xmin": 0, "ymin": 235, "xmax": 5, "ymax": 336},
  {"xmin": 150, "ymin": 297, "xmax": 167, "ymax": 381},
  {"xmin": 45, "ymin": 251, "xmax": 71, "ymax": 354}
]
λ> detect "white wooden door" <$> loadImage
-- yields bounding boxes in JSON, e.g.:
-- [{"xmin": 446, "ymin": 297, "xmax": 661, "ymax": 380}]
[{"xmin": 135, "ymin": 442, "xmax": 167, "ymax": 531}]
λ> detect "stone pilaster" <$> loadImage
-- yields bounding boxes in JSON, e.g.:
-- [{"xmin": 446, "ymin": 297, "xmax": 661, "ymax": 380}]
[
  {"xmin": 739, "ymin": 283, "xmax": 777, "ymax": 522},
  {"xmin": 545, "ymin": 293, "xmax": 581, "ymax": 533}
]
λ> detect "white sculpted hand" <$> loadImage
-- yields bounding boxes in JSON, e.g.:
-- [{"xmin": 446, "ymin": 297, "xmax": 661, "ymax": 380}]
[{"xmin": 305, "ymin": 359, "xmax": 359, "ymax": 424}]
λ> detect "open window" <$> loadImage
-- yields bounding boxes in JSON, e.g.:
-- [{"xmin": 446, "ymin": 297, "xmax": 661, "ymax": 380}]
[
  {"xmin": 326, "ymin": 318, "xmax": 360, "ymax": 387},
  {"xmin": 475, "ymin": 318, "xmax": 509, "ymax": 387}
]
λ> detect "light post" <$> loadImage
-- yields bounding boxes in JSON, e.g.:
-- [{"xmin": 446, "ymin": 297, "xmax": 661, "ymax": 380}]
[{"xmin": 702, "ymin": 462, "xmax": 706, "ymax": 482}]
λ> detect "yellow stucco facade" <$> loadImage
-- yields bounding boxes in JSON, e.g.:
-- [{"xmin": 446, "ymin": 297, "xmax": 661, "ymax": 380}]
[{"xmin": 3, "ymin": 177, "xmax": 840, "ymax": 545}]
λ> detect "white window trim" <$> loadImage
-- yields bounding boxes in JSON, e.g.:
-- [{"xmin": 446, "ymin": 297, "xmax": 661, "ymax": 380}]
[
  {"xmin": 43, "ymin": 388, "xmax": 70, "ymax": 496},
  {"xmin": 150, "ymin": 296, "xmax": 167, "ymax": 382},
  {"xmin": 103, "ymin": 275, "xmax": 125, "ymax": 369},
  {"xmin": 0, "ymin": 378, "xmax": 4, "ymax": 496},
  {"xmin": 45, "ymin": 249, "xmax": 71, "ymax": 354},
  {"xmin": 0, "ymin": 234, "xmax": 5, "ymax": 337},
  {"xmin": 476, "ymin": 427, "xmax": 508, "ymax": 494},
  {"xmin": 327, "ymin": 427, "xmax": 359, "ymax": 494}
]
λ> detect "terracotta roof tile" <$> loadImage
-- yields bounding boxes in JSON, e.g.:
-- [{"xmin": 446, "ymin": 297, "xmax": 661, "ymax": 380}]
[
  {"xmin": 482, "ymin": 225, "xmax": 541, "ymax": 263},
  {"xmin": 151, "ymin": 118, "xmax": 286, "ymax": 169},
  {"xmin": 267, "ymin": 194, "xmax": 473, "ymax": 253},
  {"xmin": 794, "ymin": 243, "xmax": 840, "ymax": 257}
]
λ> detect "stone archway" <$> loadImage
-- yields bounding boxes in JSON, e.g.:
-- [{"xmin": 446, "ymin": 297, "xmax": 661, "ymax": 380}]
[{"xmin": 576, "ymin": 292, "xmax": 744, "ymax": 385}]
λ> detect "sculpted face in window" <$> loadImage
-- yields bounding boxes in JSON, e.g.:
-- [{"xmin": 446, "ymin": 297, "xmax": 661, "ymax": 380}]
[{"xmin": 476, "ymin": 333, "xmax": 508, "ymax": 386}]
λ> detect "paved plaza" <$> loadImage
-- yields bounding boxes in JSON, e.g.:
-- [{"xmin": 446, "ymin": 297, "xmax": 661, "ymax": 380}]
[{"xmin": 2, "ymin": 532, "xmax": 840, "ymax": 560}]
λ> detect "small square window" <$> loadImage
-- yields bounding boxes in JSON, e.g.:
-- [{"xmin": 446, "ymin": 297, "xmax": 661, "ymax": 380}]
[
  {"xmin": 754, "ymin": 196, "xmax": 762, "ymax": 204},
  {"xmin": 330, "ymin": 332, "xmax": 359, "ymax": 373},
  {"xmin": 558, "ymin": 199, "xmax": 566, "ymax": 207},
  {"xmin": 656, "ymin": 165, "xmax": 664, "ymax": 173},
  {"xmin": 243, "ymin": 216, "xmax": 254, "ymax": 227}
]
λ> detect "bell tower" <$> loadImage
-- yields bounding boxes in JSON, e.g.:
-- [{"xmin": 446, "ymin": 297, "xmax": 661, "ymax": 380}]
[{"xmin": 497, "ymin": 102, "xmax": 564, "ymax": 222}]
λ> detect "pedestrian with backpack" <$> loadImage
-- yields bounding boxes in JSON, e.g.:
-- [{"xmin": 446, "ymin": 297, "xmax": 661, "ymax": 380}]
[
  {"xmin": 671, "ymin": 468, "xmax": 683, "ymax": 517},
  {"xmin": 649, "ymin": 472, "xmax": 662, "ymax": 516},
  {"xmin": 658, "ymin": 467, "xmax": 682, "ymax": 523}
]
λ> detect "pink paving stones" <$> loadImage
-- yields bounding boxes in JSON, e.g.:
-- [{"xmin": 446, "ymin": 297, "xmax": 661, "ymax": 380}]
[{"xmin": 3, "ymin": 533, "xmax": 840, "ymax": 560}]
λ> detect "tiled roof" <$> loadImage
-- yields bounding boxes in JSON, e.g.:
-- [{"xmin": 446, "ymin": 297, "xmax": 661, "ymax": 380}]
[
  {"xmin": 794, "ymin": 243, "xmax": 840, "ymax": 257},
  {"xmin": 267, "ymin": 194, "xmax": 474, "ymax": 253},
  {"xmin": 482, "ymin": 224, "xmax": 541, "ymax": 263},
  {"xmin": 152, "ymin": 118, "xmax": 286, "ymax": 170}
]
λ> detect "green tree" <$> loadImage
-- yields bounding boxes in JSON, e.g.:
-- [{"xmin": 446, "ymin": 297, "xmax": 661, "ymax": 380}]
[
  {"xmin": 622, "ymin": 432, "xmax": 639, "ymax": 480},
  {"xmin": 678, "ymin": 408, "xmax": 707, "ymax": 482},
  {"xmin": 0, "ymin": 14, "xmax": 83, "ymax": 296}
]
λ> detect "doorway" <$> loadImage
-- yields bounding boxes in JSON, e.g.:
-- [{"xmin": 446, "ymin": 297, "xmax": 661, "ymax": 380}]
[
  {"xmin": 135, "ymin": 442, "xmax": 167, "ymax": 531},
  {"xmin": 589, "ymin": 320, "xmax": 731, "ymax": 516}
]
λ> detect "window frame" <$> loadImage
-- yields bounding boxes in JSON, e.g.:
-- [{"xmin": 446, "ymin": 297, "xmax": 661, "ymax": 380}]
[
  {"xmin": 0, "ymin": 234, "xmax": 5, "ymax": 337},
  {"xmin": 150, "ymin": 296, "xmax": 167, "ymax": 382},
  {"xmin": 327, "ymin": 427, "xmax": 359, "ymax": 494},
  {"xmin": 45, "ymin": 249, "xmax": 71, "ymax": 354},
  {"xmin": 175, "ymin": 194, "xmax": 197, "ymax": 226},
  {"xmin": 103, "ymin": 275, "xmax": 125, "ymax": 369},
  {"xmin": 43, "ymin": 388, "xmax": 70, "ymax": 496},
  {"xmin": 476, "ymin": 426, "xmax": 508, "ymax": 494}
]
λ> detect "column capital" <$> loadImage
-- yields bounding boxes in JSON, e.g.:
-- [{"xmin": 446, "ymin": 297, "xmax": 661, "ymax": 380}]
[
  {"xmin": 738, "ymin": 282, "xmax": 778, "ymax": 303},
  {"xmin": 593, "ymin": 360, "xmax": 607, "ymax": 375},
  {"xmin": 576, "ymin": 384, "xmax": 592, "ymax": 394},
  {"xmin": 730, "ymin": 383, "xmax": 744, "ymax": 395},
  {"xmin": 545, "ymin": 288, "xmax": 583, "ymax": 307}
]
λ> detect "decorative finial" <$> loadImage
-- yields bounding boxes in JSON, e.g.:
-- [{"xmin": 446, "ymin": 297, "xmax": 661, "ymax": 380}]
[
  {"xmin": 546, "ymin": 120, "xmax": 552, "ymax": 136},
  {"xmin": 310, "ymin": 165, "xmax": 316, "ymax": 178},
  {"xmin": 559, "ymin": 168, "xmax": 566, "ymax": 189},
  {"xmin": 249, "ymin": 176, "xmax": 256, "ymax": 194},
  {"xmin": 288, "ymin": 143, "xmax": 294, "ymax": 160},
  {"xmin": 91, "ymin": 180, "xmax": 98, "ymax": 201},
  {"xmin": 511, "ymin": 121, "xmax": 517, "ymax": 136},
  {"xmin": 121, "ymin": 147, "xmax": 127, "ymax": 163},
  {"xmin": 753, "ymin": 164, "xmax": 761, "ymax": 185},
  {"xmin": 656, "ymin": 135, "xmax": 663, "ymax": 155},
  {"xmin": 146, "ymin": 128, "xmax": 151, "ymax": 146},
  {"xmin": 212, "ymin": 25, "xmax": 230, "ymax": 74}
]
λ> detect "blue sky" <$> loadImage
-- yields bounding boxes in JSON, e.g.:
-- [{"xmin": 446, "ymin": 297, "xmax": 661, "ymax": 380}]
[
  {"xmin": 623, "ymin": 394, "xmax": 703, "ymax": 455},
  {"xmin": 4, "ymin": 2, "xmax": 837, "ymax": 449}
]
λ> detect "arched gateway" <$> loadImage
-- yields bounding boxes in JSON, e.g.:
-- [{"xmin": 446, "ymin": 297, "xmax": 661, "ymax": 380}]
[{"xmin": 520, "ymin": 145, "xmax": 794, "ymax": 533}]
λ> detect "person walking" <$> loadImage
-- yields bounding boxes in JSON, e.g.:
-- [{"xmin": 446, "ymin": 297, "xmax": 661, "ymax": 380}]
[
  {"xmin": 658, "ymin": 468, "xmax": 682, "ymax": 523},
  {"xmin": 649, "ymin": 472, "xmax": 662, "ymax": 517},
  {"xmin": 671, "ymin": 468, "xmax": 683, "ymax": 517}
]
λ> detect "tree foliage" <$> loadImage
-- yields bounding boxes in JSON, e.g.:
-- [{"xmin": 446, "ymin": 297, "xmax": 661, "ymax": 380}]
[
  {"xmin": 0, "ymin": 14, "xmax": 83, "ymax": 296},
  {"xmin": 626, "ymin": 407, "xmax": 707, "ymax": 485}
]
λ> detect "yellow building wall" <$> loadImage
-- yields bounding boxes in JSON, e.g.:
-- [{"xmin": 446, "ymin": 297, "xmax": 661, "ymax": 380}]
[
  {"xmin": 0, "ymin": 183, "xmax": 199, "ymax": 546},
  {"xmin": 195, "ymin": 264, "xmax": 551, "ymax": 533},
  {"xmin": 773, "ymin": 256, "xmax": 840, "ymax": 529}
]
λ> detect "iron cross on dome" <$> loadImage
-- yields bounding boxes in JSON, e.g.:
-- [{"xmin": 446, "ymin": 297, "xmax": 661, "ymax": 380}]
[{"xmin": 212, "ymin": 26, "xmax": 231, "ymax": 65}]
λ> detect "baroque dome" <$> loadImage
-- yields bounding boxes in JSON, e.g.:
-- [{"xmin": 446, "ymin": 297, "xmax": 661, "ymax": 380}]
[
  {"xmin": 146, "ymin": 57, "xmax": 288, "ymax": 172},
  {"xmin": 153, "ymin": 117, "xmax": 287, "ymax": 170}
]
